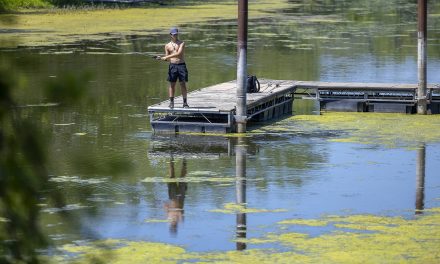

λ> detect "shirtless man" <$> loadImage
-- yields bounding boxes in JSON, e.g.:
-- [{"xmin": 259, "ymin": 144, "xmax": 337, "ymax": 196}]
[{"xmin": 159, "ymin": 27, "xmax": 189, "ymax": 109}]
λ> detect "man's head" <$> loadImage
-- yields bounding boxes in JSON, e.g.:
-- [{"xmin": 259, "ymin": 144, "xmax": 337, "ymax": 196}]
[{"xmin": 170, "ymin": 27, "xmax": 179, "ymax": 36}]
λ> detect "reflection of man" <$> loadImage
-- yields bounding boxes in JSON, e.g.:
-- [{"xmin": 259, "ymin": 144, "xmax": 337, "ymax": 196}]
[{"xmin": 164, "ymin": 157, "xmax": 187, "ymax": 234}]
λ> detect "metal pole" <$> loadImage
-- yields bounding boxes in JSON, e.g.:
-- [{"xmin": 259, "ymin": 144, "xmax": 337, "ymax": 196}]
[
  {"xmin": 235, "ymin": 137, "xmax": 247, "ymax": 250},
  {"xmin": 415, "ymin": 144, "xmax": 426, "ymax": 214},
  {"xmin": 417, "ymin": 0, "xmax": 428, "ymax": 114},
  {"xmin": 236, "ymin": 0, "xmax": 248, "ymax": 132}
]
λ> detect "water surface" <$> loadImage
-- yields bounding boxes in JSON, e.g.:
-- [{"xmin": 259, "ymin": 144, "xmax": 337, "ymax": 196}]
[{"xmin": 2, "ymin": 0, "xmax": 440, "ymax": 261}]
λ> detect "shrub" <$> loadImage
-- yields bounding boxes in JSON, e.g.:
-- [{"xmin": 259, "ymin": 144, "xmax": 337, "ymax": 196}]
[{"xmin": 0, "ymin": 0, "xmax": 50, "ymax": 11}]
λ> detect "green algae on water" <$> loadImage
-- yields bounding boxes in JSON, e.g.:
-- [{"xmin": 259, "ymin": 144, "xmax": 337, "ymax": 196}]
[
  {"xmin": 49, "ymin": 175, "xmax": 108, "ymax": 184},
  {"xmin": 42, "ymin": 204, "xmax": 90, "ymax": 214},
  {"xmin": 144, "ymin": 218, "xmax": 169, "ymax": 223},
  {"xmin": 54, "ymin": 239, "xmax": 189, "ymax": 264},
  {"xmin": 52, "ymin": 207, "xmax": 440, "ymax": 263},
  {"xmin": 141, "ymin": 176, "xmax": 237, "ymax": 183},
  {"xmin": 271, "ymin": 210, "xmax": 440, "ymax": 263},
  {"xmin": 209, "ymin": 202, "xmax": 288, "ymax": 214},
  {"xmin": 0, "ymin": 0, "xmax": 291, "ymax": 47},
  {"xmin": 253, "ymin": 112, "xmax": 440, "ymax": 148},
  {"xmin": 278, "ymin": 219, "xmax": 329, "ymax": 227}
]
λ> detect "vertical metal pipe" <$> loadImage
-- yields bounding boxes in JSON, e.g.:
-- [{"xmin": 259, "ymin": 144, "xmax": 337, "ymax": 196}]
[
  {"xmin": 417, "ymin": 0, "xmax": 428, "ymax": 114},
  {"xmin": 415, "ymin": 144, "xmax": 426, "ymax": 214},
  {"xmin": 236, "ymin": 0, "xmax": 248, "ymax": 132},
  {"xmin": 235, "ymin": 137, "xmax": 247, "ymax": 250}
]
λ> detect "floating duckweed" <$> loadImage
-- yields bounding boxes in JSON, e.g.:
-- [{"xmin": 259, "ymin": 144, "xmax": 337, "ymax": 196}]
[
  {"xmin": 188, "ymin": 171, "xmax": 218, "ymax": 176},
  {"xmin": 53, "ymin": 123, "xmax": 75, "ymax": 126},
  {"xmin": 0, "ymin": 0, "xmax": 291, "ymax": 47},
  {"xmin": 327, "ymin": 214, "xmax": 408, "ymax": 227},
  {"xmin": 234, "ymin": 237, "xmax": 279, "ymax": 245},
  {"xmin": 425, "ymin": 207, "xmax": 440, "ymax": 213},
  {"xmin": 57, "ymin": 239, "xmax": 188, "ymax": 264},
  {"xmin": 141, "ymin": 176, "xmax": 236, "ymax": 183},
  {"xmin": 24, "ymin": 103, "xmax": 59, "ymax": 107},
  {"xmin": 324, "ymin": 46, "xmax": 351, "ymax": 50},
  {"xmin": 144, "ymin": 219, "xmax": 169, "ymax": 223},
  {"xmin": 192, "ymin": 249, "xmax": 310, "ymax": 264},
  {"xmin": 52, "ymin": 207, "xmax": 440, "ymax": 263},
  {"xmin": 272, "ymin": 210, "xmax": 440, "ymax": 263},
  {"xmin": 210, "ymin": 203, "xmax": 288, "ymax": 214},
  {"xmin": 256, "ymin": 112, "xmax": 440, "ymax": 148},
  {"xmin": 306, "ymin": 17, "xmax": 346, "ymax": 23},
  {"xmin": 42, "ymin": 204, "xmax": 90, "ymax": 214},
  {"xmin": 49, "ymin": 175, "xmax": 108, "ymax": 184},
  {"xmin": 249, "ymin": 32, "xmax": 279, "ymax": 37},
  {"xmin": 278, "ymin": 219, "xmax": 329, "ymax": 227}
]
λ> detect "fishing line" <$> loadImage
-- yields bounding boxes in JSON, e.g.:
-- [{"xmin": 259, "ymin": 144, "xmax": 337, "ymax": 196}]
[{"xmin": 99, "ymin": 41, "xmax": 161, "ymax": 60}]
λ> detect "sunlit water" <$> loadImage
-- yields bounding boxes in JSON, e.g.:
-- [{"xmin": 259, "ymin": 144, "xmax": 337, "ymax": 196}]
[{"xmin": 2, "ymin": 0, "xmax": 440, "ymax": 257}]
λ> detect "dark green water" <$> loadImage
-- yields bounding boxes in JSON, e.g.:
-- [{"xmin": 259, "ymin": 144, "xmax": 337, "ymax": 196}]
[{"xmin": 2, "ymin": 0, "xmax": 440, "ymax": 255}]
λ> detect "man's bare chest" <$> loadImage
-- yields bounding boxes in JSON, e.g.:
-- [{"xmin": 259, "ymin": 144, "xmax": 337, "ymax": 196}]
[{"xmin": 167, "ymin": 42, "xmax": 182, "ymax": 53}]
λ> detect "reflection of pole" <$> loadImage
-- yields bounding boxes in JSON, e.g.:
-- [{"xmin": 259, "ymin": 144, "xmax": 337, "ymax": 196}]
[
  {"xmin": 236, "ymin": 137, "xmax": 247, "ymax": 250},
  {"xmin": 417, "ymin": 0, "xmax": 428, "ymax": 114},
  {"xmin": 415, "ymin": 145, "xmax": 426, "ymax": 214},
  {"xmin": 236, "ymin": 0, "xmax": 248, "ymax": 133}
]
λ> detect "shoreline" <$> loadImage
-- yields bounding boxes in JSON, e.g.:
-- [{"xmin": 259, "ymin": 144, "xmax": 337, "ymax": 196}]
[{"xmin": 0, "ymin": 0, "xmax": 290, "ymax": 48}]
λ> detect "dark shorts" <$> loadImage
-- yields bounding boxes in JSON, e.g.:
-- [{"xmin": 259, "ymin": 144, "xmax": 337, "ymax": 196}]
[{"xmin": 167, "ymin": 63, "xmax": 188, "ymax": 83}]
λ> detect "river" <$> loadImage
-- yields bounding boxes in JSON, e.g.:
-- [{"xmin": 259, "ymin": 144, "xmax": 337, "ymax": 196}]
[{"xmin": 1, "ymin": 0, "xmax": 440, "ymax": 262}]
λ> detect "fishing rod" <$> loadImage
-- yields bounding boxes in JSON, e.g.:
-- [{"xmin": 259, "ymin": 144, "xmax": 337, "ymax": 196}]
[{"xmin": 99, "ymin": 41, "xmax": 162, "ymax": 60}]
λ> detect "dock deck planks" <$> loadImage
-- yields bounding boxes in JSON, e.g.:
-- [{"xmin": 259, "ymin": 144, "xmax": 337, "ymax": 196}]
[{"xmin": 148, "ymin": 79, "xmax": 297, "ymax": 112}]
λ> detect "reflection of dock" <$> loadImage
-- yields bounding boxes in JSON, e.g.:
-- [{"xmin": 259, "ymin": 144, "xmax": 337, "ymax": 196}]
[
  {"xmin": 148, "ymin": 134, "xmax": 258, "ymax": 159},
  {"xmin": 148, "ymin": 80, "xmax": 440, "ymax": 133},
  {"xmin": 148, "ymin": 135, "xmax": 233, "ymax": 159}
]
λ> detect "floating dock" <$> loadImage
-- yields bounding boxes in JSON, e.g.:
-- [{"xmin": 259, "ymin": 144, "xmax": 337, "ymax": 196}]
[
  {"xmin": 294, "ymin": 81, "xmax": 440, "ymax": 113},
  {"xmin": 148, "ymin": 79, "xmax": 296, "ymax": 133},
  {"xmin": 148, "ymin": 79, "xmax": 440, "ymax": 133}
]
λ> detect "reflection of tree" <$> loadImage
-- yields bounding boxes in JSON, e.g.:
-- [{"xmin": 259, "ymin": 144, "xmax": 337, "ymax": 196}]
[
  {"xmin": 253, "ymin": 0, "xmax": 440, "ymax": 75},
  {"xmin": 165, "ymin": 157, "xmax": 188, "ymax": 235},
  {"xmin": 251, "ymin": 136, "xmax": 328, "ymax": 190}
]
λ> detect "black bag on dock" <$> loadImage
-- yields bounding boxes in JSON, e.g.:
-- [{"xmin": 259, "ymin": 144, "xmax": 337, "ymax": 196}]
[{"xmin": 247, "ymin": 75, "xmax": 260, "ymax": 93}]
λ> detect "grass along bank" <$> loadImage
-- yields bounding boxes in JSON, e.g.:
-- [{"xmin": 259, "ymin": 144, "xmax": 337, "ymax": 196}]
[
  {"xmin": 0, "ymin": 0, "xmax": 50, "ymax": 12},
  {"xmin": 0, "ymin": 0, "xmax": 290, "ymax": 48}
]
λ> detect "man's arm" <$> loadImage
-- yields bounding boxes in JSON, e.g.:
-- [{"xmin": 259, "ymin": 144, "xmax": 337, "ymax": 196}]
[
  {"xmin": 156, "ymin": 44, "xmax": 170, "ymax": 60},
  {"xmin": 161, "ymin": 42, "xmax": 185, "ymax": 61}
]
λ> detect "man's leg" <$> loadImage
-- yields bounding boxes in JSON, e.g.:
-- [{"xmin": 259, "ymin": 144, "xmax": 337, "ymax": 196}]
[
  {"xmin": 180, "ymin": 82, "xmax": 189, "ymax": 107},
  {"xmin": 169, "ymin": 82, "xmax": 176, "ymax": 108}
]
